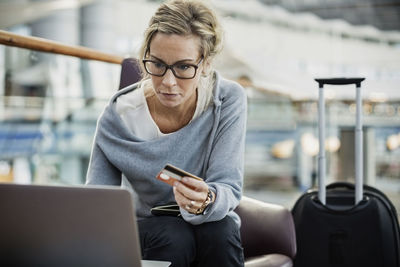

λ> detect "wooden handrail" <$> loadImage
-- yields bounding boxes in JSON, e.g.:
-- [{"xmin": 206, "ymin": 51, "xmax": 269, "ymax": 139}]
[{"xmin": 0, "ymin": 30, "xmax": 124, "ymax": 64}]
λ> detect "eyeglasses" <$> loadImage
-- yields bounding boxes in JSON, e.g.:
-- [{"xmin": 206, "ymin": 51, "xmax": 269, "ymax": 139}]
[{"xmin": 142, "ymin": 57, "xmax": 203, "ymax": 79}]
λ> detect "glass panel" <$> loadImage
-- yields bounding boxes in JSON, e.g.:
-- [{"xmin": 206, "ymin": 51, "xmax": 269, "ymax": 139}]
[{"xmin": 0, "ymin": 44, "xmax": 119, "ymax": 185}]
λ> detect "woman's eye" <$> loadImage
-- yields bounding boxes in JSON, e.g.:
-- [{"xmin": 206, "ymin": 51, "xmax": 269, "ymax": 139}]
[
  {"xmin": 153, "ymin": 62, "xmax": 165, "ymax": 69},
  {"xmin": 176, "ymin": 64, "xmax": 190, "ymax": 71}
]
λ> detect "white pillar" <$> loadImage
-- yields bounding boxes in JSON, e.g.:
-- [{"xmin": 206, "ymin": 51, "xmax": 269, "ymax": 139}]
[
  {"xmin": 13, "ymin": 157, "xmax": 32, "ymax": 184},
  {"xmin": 81, "ymin": 0, "xmax": 115, "ymax": 52},
  {"xmin": 80, "ymin": 0, "xmax": 119, "ymax": 99}
]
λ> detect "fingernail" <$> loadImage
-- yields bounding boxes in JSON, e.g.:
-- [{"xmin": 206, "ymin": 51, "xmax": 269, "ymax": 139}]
[
  {"xmin": 174, "ymin": 182, "xmax": 179, "ymax": 187},
  {"xmin": 182, "ymin": 177, "xmax": 188, "ymax": 182}
]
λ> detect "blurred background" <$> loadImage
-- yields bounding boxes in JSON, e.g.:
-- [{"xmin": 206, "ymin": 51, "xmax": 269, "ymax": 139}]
[{"xmin": 0, "ymin": 0, "xmax": 399, "ymax": 210}]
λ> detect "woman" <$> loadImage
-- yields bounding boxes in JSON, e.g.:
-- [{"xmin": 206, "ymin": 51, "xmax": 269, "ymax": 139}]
[{"xmin": 86, "ymin": 0, "xmax": 247, "ymax": 266}]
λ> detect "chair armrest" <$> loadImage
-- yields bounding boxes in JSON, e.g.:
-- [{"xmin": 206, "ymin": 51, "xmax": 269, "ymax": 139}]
[{"xmin": 235, "ymin": 196, "xmax": 296, "ymax": 259}]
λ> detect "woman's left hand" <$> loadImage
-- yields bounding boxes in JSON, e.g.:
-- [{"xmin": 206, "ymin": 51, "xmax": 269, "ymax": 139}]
[{"xmin": 173, "ymin": 177, "xmax": 208, "ymax": 214}]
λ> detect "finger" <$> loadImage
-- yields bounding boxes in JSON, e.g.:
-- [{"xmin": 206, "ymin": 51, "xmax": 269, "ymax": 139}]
[
  {"xmin": 185, "ymin": 200, "xmax": 196, "ymax": 210},
  {"xmin": 175, "ymin": 181, "xmax": 205, "ymax": 202},
  {"xmin": 185, "ymin": 199, "xmax": 202, "ymax": 213},
  {"xmin": 179, "ymin": 177, "xmax": 208, "ymax": 198},
  {"xmin": 181, "ymin": 177, "xmax": 207, "ymax": 191},
  {"xmin": 173, "ymin": 185, "xmax": 187, "ymax": 205},
  {"xmin": 173, "ymin": 186, "xmax": 201, "ymax": 212},
  {"xmin": 174, "ymin": 185, "xmax": 199, "ymax": 208}
]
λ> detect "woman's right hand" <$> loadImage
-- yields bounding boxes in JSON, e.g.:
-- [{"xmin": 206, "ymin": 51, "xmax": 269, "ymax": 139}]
[{"xmin": 173, "ymin": 177, "xmax": 210, "ymax": 214}]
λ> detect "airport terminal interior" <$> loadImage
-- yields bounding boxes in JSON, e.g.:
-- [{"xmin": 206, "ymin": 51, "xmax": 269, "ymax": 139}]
[{"xmin": 0, "ymin": 0, "xmax": 400, "ymax": 213}]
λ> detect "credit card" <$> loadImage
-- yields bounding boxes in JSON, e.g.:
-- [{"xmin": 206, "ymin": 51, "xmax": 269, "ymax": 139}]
[{"xmin": 156, "ymin": 164, "xmax": 202, "ymax": 187}]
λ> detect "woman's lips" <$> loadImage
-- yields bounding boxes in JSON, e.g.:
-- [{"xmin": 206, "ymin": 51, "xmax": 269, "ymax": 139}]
[{"xmin": 160, "ymin": 92, "xmax": 179, "ymax": 100}]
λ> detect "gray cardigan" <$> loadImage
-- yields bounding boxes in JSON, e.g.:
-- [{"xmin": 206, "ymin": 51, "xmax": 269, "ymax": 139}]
[{"xmin": 86, "ymin": 72, "xmax": 247, "ymax": 226}]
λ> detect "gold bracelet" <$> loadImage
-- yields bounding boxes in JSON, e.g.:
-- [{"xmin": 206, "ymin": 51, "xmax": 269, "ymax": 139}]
[{"xmin": 195, "ymin": 189, "xmax": 213, "ymax": 215}]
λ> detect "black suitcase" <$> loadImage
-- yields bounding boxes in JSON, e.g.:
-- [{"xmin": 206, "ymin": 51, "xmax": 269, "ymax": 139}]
[{"xmin": 291, "ymin": 78, "xmax": 400, "ymax": 267}]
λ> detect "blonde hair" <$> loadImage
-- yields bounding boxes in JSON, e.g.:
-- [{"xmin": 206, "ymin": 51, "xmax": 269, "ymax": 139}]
[{"xmin": 138, "ymin": 0, "xmax": 223, "ymax": 78}]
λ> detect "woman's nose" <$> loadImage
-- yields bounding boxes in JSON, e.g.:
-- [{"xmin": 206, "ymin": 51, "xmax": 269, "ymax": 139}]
[{"xmin": 161, "ymin": 69, "xmax": 177, "ymax": 87}]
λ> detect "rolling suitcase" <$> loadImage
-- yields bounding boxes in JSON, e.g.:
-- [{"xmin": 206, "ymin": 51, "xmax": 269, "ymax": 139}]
[{"xmin": 291, "ymin": 78, "xmax": 400, "ymax": 267}]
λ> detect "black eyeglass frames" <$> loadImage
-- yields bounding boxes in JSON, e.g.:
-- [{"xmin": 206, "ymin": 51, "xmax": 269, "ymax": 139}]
[{"xmin": 142, "ymin": 57, "xmax": 204, "ymax": 79}]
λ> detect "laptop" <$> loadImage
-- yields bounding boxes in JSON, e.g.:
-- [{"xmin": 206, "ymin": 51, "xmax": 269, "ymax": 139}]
[{"xmin": 0, "ymin": 183, "xmax": 170, "ymax": 267}]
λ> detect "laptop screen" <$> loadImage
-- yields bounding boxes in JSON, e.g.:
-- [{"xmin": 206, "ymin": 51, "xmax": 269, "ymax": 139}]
[{"xmin": 0, "ymin": 183, "xmax": 143, "ymax": 267}]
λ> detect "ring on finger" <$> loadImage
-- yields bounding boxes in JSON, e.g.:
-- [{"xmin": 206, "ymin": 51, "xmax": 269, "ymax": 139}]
[{"xmin": 186, "ymin": 200, "xmax": 196, "ymax": 210}]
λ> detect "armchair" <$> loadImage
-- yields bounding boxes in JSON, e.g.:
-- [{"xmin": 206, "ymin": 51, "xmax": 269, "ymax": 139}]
[
  {"xmin": 118, "ymin": 58, "xmax": 297, "ymax": 267},
  {"xmin": 235, "ymin": 196, "xmax": 296, "ymax": 267}
]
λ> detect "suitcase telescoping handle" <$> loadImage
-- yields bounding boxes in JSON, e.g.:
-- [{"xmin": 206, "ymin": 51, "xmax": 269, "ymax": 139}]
[{"xmin": 314, "ymin": 78, "xmax": 365, "ymax": 205}]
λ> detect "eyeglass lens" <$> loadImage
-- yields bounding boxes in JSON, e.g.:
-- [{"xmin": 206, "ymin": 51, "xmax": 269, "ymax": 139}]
[{"xmin": 145, "ymin": 61, "xmax": 197, "ymax": 79}]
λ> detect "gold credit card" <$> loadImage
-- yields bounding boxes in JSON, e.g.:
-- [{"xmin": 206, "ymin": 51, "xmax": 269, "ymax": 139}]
[{"xmin": 156, "ymin": 164, "xmax": 202, "ymax": 187}]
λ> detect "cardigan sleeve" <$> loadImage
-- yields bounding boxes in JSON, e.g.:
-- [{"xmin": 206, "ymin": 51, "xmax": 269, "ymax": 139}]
[
  {"xmin": 181, "ymin": 81, "xmax": 247, "ymax": 225},
  {"xmin": 86, "ymin": 134, "xmax": 122, "ymax": 186}
]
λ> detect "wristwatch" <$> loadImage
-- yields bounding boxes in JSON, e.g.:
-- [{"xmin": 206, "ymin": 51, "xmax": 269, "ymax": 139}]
[{"xmin": 195, "ymin": 189, "xmax": 214, "ymax": 215}]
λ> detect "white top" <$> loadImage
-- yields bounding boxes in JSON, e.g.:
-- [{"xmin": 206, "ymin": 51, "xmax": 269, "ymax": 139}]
[{"xmin": 116, "ymin": 79, "xmax": 211, "ymax": 140}]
